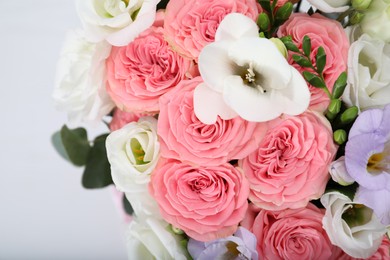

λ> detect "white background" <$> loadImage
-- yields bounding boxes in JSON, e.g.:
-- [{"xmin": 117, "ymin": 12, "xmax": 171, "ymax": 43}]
[
  {"xmin": 0, "ymin": 1, "xmax": 127, "ymax": 259},
  {"xmin": 0, "ymin": 1, "xmax": 311, "ymax": 259}
]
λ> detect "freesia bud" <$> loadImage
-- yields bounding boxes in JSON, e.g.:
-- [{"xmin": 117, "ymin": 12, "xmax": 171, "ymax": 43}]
[
  {"xmin": 350, "ymin": 11, "xmax": 365, "ymax": 24},
  {"xmin": 334, "ymin": 129, "xmax": 347, "ymax": 145},
  {"xmin": 328, "ymin": 156, "xmax": 355, "ymax": 186},
  {"xmin": 340, "ymin": 106, "xmax": 359, "ymax": 124},
  {"xmin": 270, "ymin": 38, "xmax": 288, "ymax": 58},
  {"xmin": 352, "ymin": 0, "xmax": 372, "ymax": 11}
]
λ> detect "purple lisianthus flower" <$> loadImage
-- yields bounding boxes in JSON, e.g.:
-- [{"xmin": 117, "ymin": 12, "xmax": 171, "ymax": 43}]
[
  {"xmin": 187, "ymin": 227, "xmax": 258, "ymax": 260},
  {"xmin": 345, "ymin": 104, "xmax": 390, "ymax": 225}
]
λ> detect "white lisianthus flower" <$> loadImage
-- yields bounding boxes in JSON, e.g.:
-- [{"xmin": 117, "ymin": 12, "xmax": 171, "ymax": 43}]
[
  {"xmin": 306, "ymin": 0, "xmax": 350, "ymax": 13},
  {"xmin": 343, "ymin": 34, "xmax": 390, "ymax": 111},
  {"xmin": 194, "ymin": 13, "xmax": 310, "ymax": 124},
  {"xmin": 76, "ymin": 0, "xmax": 160, "ymax": 46},
  {"xmin": 328, "ymin": 156, "xmax": 355, "ymax": 186},
  {"xmin": 361, "ymin": 0, "xmax": 390, "ymax": 43},
  {"xmin": 53, "ymin": 30, "xmax": 114, "ymax": 126},
  {"xmin": 107, "ymin": 117, "xmax": 161, "ymax": 217},
  {"xmin": 321, "ymin": 191, "xmax": 387, "ymax": 259},
  {"xmin": 106, "ymin": 117, "xmax": 160, "ymax": 193},
  {"xmin": 126, "ymin": 217, "xmax": 188, "ymax": 260}
]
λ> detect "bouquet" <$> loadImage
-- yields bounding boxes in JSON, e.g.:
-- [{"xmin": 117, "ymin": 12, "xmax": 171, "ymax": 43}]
[{"xmin": 52, "ymin": 0, "xmax": 390, "ymax": 259}]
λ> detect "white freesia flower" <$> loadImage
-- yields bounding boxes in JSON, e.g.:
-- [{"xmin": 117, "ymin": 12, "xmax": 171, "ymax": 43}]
[
  {"xmin": 306, "ymin": 0, "xmax": 350, "ymax": 13},
  {"xmin": 76, "ymin": 0, "xmax": 159, "ymax": 46},
  {"xmin": 194, "ymin": 13, "xmax": 310, "ymax": 124},
  {"xmin": 321, "ymin": 191, "xmax": 387, "ymax": 259},
  {"xmin": 126, "ymin": 217, "xmax": 188, "ymax": 260},
  {"xmin": 53, "ymin": 30, "xmax": 114, "ymax": 126},
  {"xmin": 343, "ymin": 34, "xmax": 390, "ymax": 111},
  {"xmin": 361, "ymin": 0, "xmax": 390, "ymax": 43},
  {"xmin": 106, "ymin": 117, "xmax": 159, "ymax": 193},
  {"xmin": 328, "ymin": 156, "xmax": 355, "ymax": 186}
]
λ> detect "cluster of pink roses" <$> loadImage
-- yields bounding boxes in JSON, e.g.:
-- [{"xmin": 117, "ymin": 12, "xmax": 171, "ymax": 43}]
[{"xmin": 54, "ymin": 0, "xmax": 390, "ymax": 259}]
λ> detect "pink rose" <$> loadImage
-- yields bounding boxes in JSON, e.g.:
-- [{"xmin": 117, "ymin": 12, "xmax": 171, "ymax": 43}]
[
  {"xmin": 239, "ymin": 111, "xmax": 337, "ymax": 210},
  {"xmin": 158, "ymin": 77, "xmax": 268, "ymax": 166},
  {"xmin": 109, "ymin": 109, "xmax": 143, "ymax": 131},
  {"xmin": 241, "ymin": 203, "xmax": 334, "ymax": 260},
  {"xmin": 278, "ymin": 13, "xmax": 349, "ymax": 112},
  {"xmin": 106, "ymin": 24, "xmax": 197, "ymax": 113},
  {"xmin": 164, "ymin": 0, "xmax": 260, "ymax": 60},
  {"xmin": 149, "ymin": 160, "xmax": 250, "ymax": 242}
]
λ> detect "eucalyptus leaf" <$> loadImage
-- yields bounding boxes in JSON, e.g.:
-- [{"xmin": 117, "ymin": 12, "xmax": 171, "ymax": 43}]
[
  {"xmin": 302, "ymin": 35, "xmax": 311, "ymax": 57},
  {"xmin": 60, "ymin": 125, "xmax": 91, "ymax": 166},
  {"xmin": 316, "ymin": 47, "xmax": 326, "ymax": 74},
  {"xmin": 82, "ymin": 134, "xmax": 113, "ymax": 189},
  {"xmin": 51, "ymin": 130, "xmax": 69, "ymax": 161},
  {"xmin": 332, "ymin": 72, "xmax": 348, "ymax": 99}
]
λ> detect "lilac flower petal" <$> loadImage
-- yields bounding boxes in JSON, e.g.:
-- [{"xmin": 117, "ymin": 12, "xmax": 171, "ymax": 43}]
[
  {"xmin": 349, "ymin": 108, "xmax": 383, "ymax": 139},
  {"xmin": 345, "ymin": 133, "xmax": 390, "ymax": 190},
  {"xmin": 188, "ymin": 239, "xmax": 207, "ymax": 259},
  {"xmin": 355, "ymin": 187, "xmax": 390, "ymax": 225}
]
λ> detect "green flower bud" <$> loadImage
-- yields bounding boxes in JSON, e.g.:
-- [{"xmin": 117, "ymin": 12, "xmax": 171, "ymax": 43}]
[
  {"xmin": 352, "ymin": 0, "xmax": 372, "ymax": 11},
  {"xmin": 350, "ymin": 11, "xmax": 365, "ymax": 25},
  {"xmin": 340, "ymin": 106, "xmax": 359, "ymax": 124},
  {"xmin": 334, "ymin": 129, "xmax": 347, "ymax": 145},
  {"xmin": 328, "ymin": 99, "xmax": 342, "ymax": 115},
  {"xmin": 171, "ymin": 225, "xmax": 184, "ymax": 235},
  {"xmin": 270, "ymin": 38, "xmax": 288, "ymax": 59}
]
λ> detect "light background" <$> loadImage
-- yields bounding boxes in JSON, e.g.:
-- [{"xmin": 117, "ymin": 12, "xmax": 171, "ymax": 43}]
[
  {"xmin": 0, "ymin": 1, "xmax": 127, "ymax": 259},
  {"xmin": 0, "ymin": 0, "xmax": 311, "ymax": 259}
]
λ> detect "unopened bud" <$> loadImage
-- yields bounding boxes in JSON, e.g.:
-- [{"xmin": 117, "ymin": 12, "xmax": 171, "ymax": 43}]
[
  {"xmin": 350, "ymin": 11, "xmax": 365, "ymax": 25},
  {"xmin": 270, "ymin": 38, "xmax": 288, "ymax": 59},
  {"xmin": 328, "ymin": 156, "xmax": 355, "ymax": 186},
  {"xmin": 334, "ymin": 129, "xmax": 347, "ymax": 145},
  {"xmin": 352, "ymin": 0, "xmax": 372, "ymax": 11}
]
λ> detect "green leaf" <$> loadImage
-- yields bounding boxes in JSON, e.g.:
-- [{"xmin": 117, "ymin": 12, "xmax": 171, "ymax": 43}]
[
  {"xmin": 257, "ymin": 13, "xmax": 270, "ymax": 32},
  {"xmin": 60, "ymin": 125, "xmax": 91, "ymax": 166},
  {"xmin": 332, "ymin": 72, "xmax": 348, "ymax": 99},
  {"xmin": 51, "ymin": 130, "xmax": 70, "ymax": 161},
  {"xmin": 303, "ymin": 71, "xmax": 327, "ymax": 88},
  {"xmin": 292, "ymin": 54, "xmax": 312, "ymax": 67},
  {"xmin": 275, "ymin": 2, "xmax": 293, "ymax": 21},
  {"xmin": 316, "ymin": 47, "xmax": 327, "ymax": 74},
  {"xmin": 82, "ymin": 134, "xmax": 113, "ymax": 189},
  {"xmin": 302, "ymin": 35, "xmax": 311, "ymax": 57},
  {"xmin": 280, "ymin": 36, "xmax": 299, "ymax": 52},
  {"xmin": 122, "ymin": 194, "xmax": 134, "ymax": 215},
  {"xmin": 258, "ymin": 0, "xmax": 271, "ymax": 13},
  {"xmin": 307, "ymin": 6, "xmax": 314, "ymax": 15}
]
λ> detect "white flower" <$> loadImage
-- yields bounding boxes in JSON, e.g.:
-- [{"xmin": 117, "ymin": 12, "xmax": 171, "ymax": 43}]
[
  {"xmin": 126, "ymin": 217, "xmax": 188, "ymax": 260},
  {"xmin": 194, "ymin": 13, "xmax": 310, "ymax": 124},
  {"xmin": 53, "ymin": 30, "xmax": 114, "ymax": 126},
  {"xmin": 76, "ymin": 0, "xmax": 159, "ymax": 46},
  {"xmin": 361, "ymin": 0, "xmax": 390, "ymax": 43},
  {"xmin": 343, "ymin": 34, "xmax": 390, "ymax": 111},
  {"xmin": 328, "ymin": 156, "xmax": 355, "ymax": 186},
  {"xmin": 106, "ymin": 117, "xmax": 160, "ymax": 193},
  {"xmin": 321, "ymin": 191, "xmax": 387, "ymax": 259},
  {"xmin": 124, "ymin": 190, "xmax": 161, "ymax": 218},
  {"xmin": 306, "ymin": 0, "xmax": 350, "ymax": 13}
]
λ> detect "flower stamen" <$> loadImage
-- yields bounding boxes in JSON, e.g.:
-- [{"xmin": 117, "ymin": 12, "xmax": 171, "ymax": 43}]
[{"xmin": 243, "ymin": 62, "xmax": 266, "ymax": 93}]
